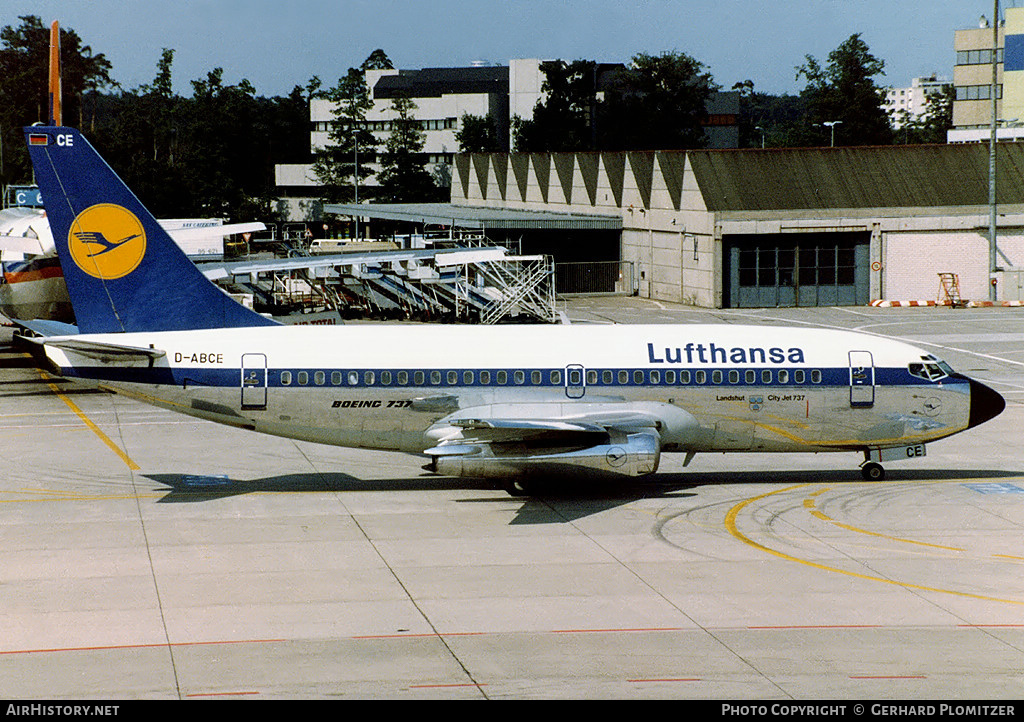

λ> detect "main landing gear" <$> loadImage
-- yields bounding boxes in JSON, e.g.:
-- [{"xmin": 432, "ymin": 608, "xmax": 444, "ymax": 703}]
[{"xmin": 859, "ymin": 460, "xmax": 885, "ymax": 481}]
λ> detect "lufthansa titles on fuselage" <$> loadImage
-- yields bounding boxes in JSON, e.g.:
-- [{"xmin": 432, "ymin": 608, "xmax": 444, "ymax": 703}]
[{"xmin": 647, "ymin": 342, "xmax": 806, "ymax": 365}]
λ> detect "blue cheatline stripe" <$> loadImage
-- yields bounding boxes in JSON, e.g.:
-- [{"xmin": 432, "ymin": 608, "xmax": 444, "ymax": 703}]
[{"xmin": 60, "ymin": 365, "xmax": 969, "ymax": 392}]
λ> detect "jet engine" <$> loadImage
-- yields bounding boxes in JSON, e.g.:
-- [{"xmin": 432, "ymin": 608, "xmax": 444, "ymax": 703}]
[{"xmin": 426, "ymin": 429, "xmax": 661, "ymax": 479}]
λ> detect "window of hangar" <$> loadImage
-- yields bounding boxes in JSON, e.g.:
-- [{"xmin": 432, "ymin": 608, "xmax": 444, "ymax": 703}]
[{"xmin": 724, "ymin": 231, "xmax": 871, "ymax": 308}]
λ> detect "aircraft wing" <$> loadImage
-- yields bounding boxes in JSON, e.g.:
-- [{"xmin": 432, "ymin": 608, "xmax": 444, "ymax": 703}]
[
  {"xmin": 0, "ymin": 235, "xmax": 47, "ymax": 255},
  {"xmin": 423, "ymin": 403, "xmax": 688, "ymax": 479},
  {"xmin": 165, "ymin": 221, "xmax": 266, "ymax": 243}
]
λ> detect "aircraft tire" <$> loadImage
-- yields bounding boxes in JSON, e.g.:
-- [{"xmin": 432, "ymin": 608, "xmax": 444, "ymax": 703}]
[{"xmin": 860, "ymin": 462, "xmax": 885, "ymax": 481}]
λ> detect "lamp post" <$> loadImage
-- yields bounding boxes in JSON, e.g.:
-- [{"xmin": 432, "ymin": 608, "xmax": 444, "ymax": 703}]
[
  {"xmin": 989, "ymin": 0, "xmax": 1000, "ymax": 302},
  {"xmin": 755, "ymin": 126, "xmax": 766, "ymax": 148},
  {"xmin": 823, "ymin": 120, "xmax": 843, "ymax": 147}
]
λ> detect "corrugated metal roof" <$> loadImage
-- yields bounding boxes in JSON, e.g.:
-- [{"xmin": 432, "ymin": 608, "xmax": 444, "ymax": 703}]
[
  {"xmin": 688, "ymin": 143, "xmax": 1024, "ymax": 212},
  {"xmin": 324, "ymin": 202, "xmax": 622, "ymax": 230}
]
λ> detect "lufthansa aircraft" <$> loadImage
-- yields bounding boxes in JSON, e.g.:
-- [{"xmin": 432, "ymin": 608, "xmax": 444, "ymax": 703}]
[{"xmin": 23, "ymin": 126, "xmax": 1005, "ymax": 494}]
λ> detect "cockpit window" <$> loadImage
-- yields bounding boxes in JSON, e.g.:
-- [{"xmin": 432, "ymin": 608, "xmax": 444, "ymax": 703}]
[{"xmin": 909, "ymin": 356, "xmax": 950, "ymax": 382}]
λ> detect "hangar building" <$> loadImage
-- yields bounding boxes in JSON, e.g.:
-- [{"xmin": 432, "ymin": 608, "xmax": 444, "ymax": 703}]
[{"xmin": 447, "ymin": 143, "xmax": 1024, "ymax": 307}]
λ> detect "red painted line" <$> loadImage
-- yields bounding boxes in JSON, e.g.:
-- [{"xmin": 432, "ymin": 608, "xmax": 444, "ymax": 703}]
[
  {"xmin": 748, "ymin": 625, "xmax": 883, "ymax": 630},
  {"xmin": 185, "ymin": 691, "xmax": 260, "ymax": 698},
  {"xmin": 0, "ymin": 638, "xmax": 288, "ymax": 656},
  {"xmin": 551, "ymin": 627, "xmax": 687, "ymax": 634},
  {"xmin": 850, "ymin": 675, "xmax": 927, "ymax": 680},
  {"xmin": 351, "ymin": 632, "xmax": 487, "ymax": 639}
]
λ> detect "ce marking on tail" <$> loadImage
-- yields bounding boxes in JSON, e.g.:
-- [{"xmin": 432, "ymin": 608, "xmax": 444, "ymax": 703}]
[{"xmin": 56, "ymin": 133, "xmax": 74, "ymax": 147}]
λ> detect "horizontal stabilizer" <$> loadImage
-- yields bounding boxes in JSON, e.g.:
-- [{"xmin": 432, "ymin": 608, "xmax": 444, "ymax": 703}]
[
  {"xmin": 44, "ymin": 338, "xmax": 166, "ymax": 363},
  {"xmin": 11, "ymin": 319, "xmax": 78, "ymax": 337}
]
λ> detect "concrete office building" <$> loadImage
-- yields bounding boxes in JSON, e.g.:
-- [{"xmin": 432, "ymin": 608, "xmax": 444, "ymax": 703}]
[
  {"xmin": 884, "ymin": 75, "xmax": 950, "ymax": 128},
  {"xmin": 275, "ymin": 59, "xmax": 738, "ymax": 222},
  {"xmin": 949, "ymin": 7, "xmax": 1024, "ymax": 142}
]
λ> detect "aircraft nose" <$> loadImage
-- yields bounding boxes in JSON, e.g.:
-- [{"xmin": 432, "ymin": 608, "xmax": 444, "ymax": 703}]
[{"xmin": 968, "ymin": 379, "xmax": 1005, "ymax": 429}]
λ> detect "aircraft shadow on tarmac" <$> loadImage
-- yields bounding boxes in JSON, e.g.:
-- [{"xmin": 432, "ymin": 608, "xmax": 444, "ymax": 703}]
[{"xmin": 143, "ymin": 467, "xmax": 1024, "ymax": 525}]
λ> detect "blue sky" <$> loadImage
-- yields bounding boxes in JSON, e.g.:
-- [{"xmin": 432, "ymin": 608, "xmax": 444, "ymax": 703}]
[{"xmin": 5, "ymin": 1, "xmax": 1015, "ymax": 97}]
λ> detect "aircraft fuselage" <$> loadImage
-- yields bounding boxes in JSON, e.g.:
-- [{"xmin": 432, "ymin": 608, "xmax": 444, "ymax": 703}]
[{"xmin": 42, "ymin": 323, "xmax": 990, "ymax": 464}]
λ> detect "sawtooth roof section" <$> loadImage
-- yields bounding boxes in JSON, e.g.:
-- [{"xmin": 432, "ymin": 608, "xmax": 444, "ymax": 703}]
[{"xmin": 688, "ymin": 144, "xmax": 1024, "ymax": 212}]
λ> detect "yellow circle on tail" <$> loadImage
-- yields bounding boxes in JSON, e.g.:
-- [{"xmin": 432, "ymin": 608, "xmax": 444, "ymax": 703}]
[{"xmin": 68, "ymin": 204, "xmax": 147, "ymax": 280}]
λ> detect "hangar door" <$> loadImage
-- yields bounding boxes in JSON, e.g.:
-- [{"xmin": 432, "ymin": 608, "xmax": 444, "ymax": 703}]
[{"xmin": 725, "ymin": 232, "xmax": 870, "ymax": 308}]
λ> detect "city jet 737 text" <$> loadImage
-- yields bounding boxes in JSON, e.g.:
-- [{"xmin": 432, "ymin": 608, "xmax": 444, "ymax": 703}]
[{"xmin": 23, "ymin": 126, "xmax": 1005, "ymax": 494}]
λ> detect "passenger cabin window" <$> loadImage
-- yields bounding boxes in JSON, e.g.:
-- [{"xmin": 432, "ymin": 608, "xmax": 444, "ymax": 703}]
[
  {"xmin": 497, "ymin": 370, "xmax": 508, "ymax": 385},
  {"xmin": 666, "ymin": 370, "xmax": 678, "ymax": 384},
  {"xmin": 778, "ymin": 370, "xmax": 789, "ymax": 384},
  {"xmin": 348, "ymin": 371, "xmax": 359, "ymax": 386},
  {"xmin": 531, "ymin": 370, "xmax": 542, "ymax": 385},
  {"xmin": 331, "ymin": 371, "xmax": 342, "ymax": 385},
  {"xmin": 811, "ymin": 370, "xmax": 822, "ymax": 384},
  {"xmin": 398, "ymin": 371, "xmax": 409, "ymax": 385},
  {"xmin": 480, "ymin": 370, "xmax": 491, "ymax": 385},
  {"xmin": 414, "ymin": 371, "xmax": 425, "ymax": 386},
  {"xmin": 298, "ymin": 371, "xmax": 309, "ymax": 386},
  {"xmin": 314, "ymin": 371, "xmax": 325, "ymax": 386},
  {"xmin": 281, "ymin": 371, "xmax": 292, "ymax": 386},
  {"xmin": 514, "ymin": 370, "xmax": 526, "ymax": 385}
]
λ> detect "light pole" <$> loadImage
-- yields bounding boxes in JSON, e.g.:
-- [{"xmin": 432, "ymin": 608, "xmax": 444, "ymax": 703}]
[
  {"xmin": 823, "ymin": 120, "xmax": 843, "ymax": 147},
  {"xmin": 755, "ymin": 126, "xmax": 766, "ymax": 148},
  {"xmin": 989, "ymin": 0, "xmax": 1000, "ymax": 302}
]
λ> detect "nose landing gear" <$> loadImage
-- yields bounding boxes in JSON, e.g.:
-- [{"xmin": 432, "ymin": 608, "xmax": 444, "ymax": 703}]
[{"xmin": 860, "ymin": 460, "xmax": 885, "ymax": 481}]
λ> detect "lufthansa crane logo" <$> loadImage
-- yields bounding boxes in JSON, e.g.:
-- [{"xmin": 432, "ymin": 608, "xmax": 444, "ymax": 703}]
[{"xmin": 68, "ymin": 204, "xmax": 146, "ymax": 280}]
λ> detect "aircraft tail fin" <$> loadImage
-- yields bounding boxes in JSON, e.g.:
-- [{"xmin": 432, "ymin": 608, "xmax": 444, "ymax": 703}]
[{"xmin": 23, "ymin": 126, "xmax": 277, "ymax": 333}]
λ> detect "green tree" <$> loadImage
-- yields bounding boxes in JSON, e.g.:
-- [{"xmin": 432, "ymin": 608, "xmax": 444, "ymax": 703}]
[
  {"xmin": 796, "ymin": 33, "xmax": 893, "ymax": 146},
  {"xmin": 376, "ymin": 94, "xmax": 440, "ymax": 202},
  {"xmin": 512, "ymin": 59, "xmax": 598, "ymax": 151},
  {"xmin": 598, "ymin": 51, "xmax": 718, "ymax": 150},
  {"xmin": 361, "ymin": 49, "xmax": 394, "ymax": 70},
  {"xmin": 311, "ymin": 68, "xmax": 377, "ymax": 203},
  {"xmin": 892, "ymin": 84, "xmax": 954, "ymax": 144},
  {"xmin": 456, "ymin": 113, "xmax": 502, "ymax": 152},
  {"xmin": 732, "ymin": 79, "xmax": 808, "ymax": 148},
  {"xmin": 0, "ymin": 15, "xmax": 114, "ymax": 185}
]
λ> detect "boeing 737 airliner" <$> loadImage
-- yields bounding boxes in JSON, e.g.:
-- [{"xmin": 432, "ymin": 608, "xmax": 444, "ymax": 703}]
[{"xmin": 23, "ymin": 126, "xmax": 1005, "ymax": 494}]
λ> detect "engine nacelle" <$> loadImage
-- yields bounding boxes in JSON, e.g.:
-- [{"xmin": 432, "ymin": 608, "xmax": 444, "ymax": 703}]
[{"xmin": 429, "ymin": 431, "xmax": 660, "ymax": 479}]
